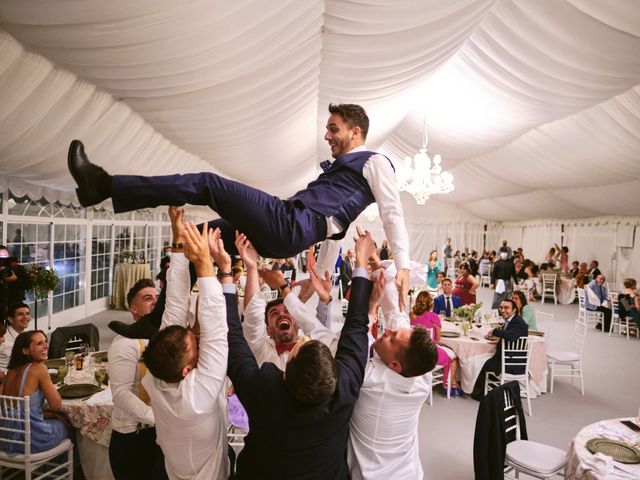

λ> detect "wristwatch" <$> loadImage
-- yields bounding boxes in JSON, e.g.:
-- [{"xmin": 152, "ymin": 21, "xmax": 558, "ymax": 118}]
[{"xmin": 171, "ymin": 242, "xmax": 184, "ymax": 250}]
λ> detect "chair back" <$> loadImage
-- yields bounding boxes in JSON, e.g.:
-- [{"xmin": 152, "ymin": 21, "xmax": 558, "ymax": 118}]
[
  {"xmin": 282, "ymin": 270, "xmax": 293, "ymax": 282},
  {"xmin": 577, "ymin": 288, "xmax": 586, "ymax": 309},
  {"xmin": 541, "ymin": 274, "xmax": 556, "ymax": 291},
  {"xmin": 609, "ymin": 291, "xmax": 619, "ymax": 318},
  {"xmin": 0, "ymin": 395, "xmax": 30, "ymax": 457},
  {"xmin": 606, "ymin": 282, "xmax": 619, "ymax": 294},
  {"xmin": 479, "ymin": 261, "xmax": 491, "ymax": 276},
  {"xmin": 535, "ymin": 311, "xmax": 553, "ymax": 337},
  {"xmin": 501, "ymin": 337, "xmax": 531, "ymax": 376},
  {"xmin": 261, "ymin": 290, "xmax": 279, "ymax": 302},
  {"xmin": 49, "ymin": 324, "xmax": 100, "ymax": 359},
  {"xmin": 502, "ymin": 386, "xmax": 521, "ymax": 441},
  {"xmin": 573, "ymin": 319, "xmax": 588, "ymax": 357}
]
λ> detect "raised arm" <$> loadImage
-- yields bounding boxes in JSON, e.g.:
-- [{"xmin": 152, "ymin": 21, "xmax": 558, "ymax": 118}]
[{"xmin": 161, "ymin": 207, "xmax": 191, "ymax": 329}]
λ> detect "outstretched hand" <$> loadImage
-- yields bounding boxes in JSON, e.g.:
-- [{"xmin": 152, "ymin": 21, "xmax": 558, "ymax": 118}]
[
  {"xmin": 308, "ymin": 266, "xmax": 332, "ymax": 303},
  {"xmin": 353, "ymin": 226, "xmax": 376, "ymax": 266},
  {"xmin": 183, "ymin": 222, "xmax": 214, "ymax": 276},
  {"xmin": 168, "ymin": 206, "xmax": 186, "ymax": 243},
  {"xmin": 259, "ymin": 268, "xmax": 286, "ymax": 290},
  {"xmin": 235, "ymin": 232, "xmax": 258, "ymax": 270},
  {"xmin": 395, "ymin": 268, "xmax": 409, "ymax": 312},
  {"xmin": 207, "ymin": 227, "xmax": 231, "ymax": 272}
]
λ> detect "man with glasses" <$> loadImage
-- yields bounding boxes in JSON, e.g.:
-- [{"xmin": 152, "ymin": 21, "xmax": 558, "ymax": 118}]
[{"xmin": 470, "ymin": 299, "xmax": 528, "ymax": 400}]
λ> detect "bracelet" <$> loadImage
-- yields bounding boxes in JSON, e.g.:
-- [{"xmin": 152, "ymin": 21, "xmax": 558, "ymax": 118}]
[
  {"xmin": 171, "ymin": 242, "xmax": 184, "ymax": 250},
  {"xmin": 217, "ymin": 271, "xmax": 233, "ymax": 278}
]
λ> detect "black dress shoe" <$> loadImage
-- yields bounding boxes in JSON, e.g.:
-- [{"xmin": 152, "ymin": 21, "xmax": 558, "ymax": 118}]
[
  {"xmin": 109, "ymin": 317, "xmax": 159, "ymax": 340},
  {"xmin": 67, "ymin": 140, "xmax": 113, "ymax": 207}
]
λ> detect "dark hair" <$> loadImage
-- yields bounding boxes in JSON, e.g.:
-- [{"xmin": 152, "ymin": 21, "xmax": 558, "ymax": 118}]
[
  {"xmin": 397, "ymin": 326, "xmax": 438, "ymax": 378},
  {"xmin": 500, "ymin": 298, "xmax": 518, "ymax": 312},
  {"xmin": 264, "ymin": 297, "xmax": 284, "ymax": 324},
  {"xmin": 8, "ymin": 302, "xmax": 29, "ymax": 318},
  {"xmin": 412, "ymin": 291, "xmax": 433, "ymax": 316},
  {"xmin": 623, "ymin": 278, "xmax": 637, "ymax": 289},
  {"xmin": 511, "ymin": 291, "xmax": 528, "ymax": 313},
  {"xmin": 499, "ymin": 247, "xmax": 509, "ymax": 254},
  {"xmin": 592, "ymin": 260, "xmax": 599, "ymax": 267},
  {"xmin": 441, "ymin": 278, "xmax": 452, "ymax": 286},
  {"xmin": 285, "ymin": 340, "xmax": 337, "ymax": 405},
  {"xmin": 142, "ymin": 325, "xmax": 190, "ymax": 383},
  {"xmin": 126, "ymin": 278, "xmax": 156, "ymax": 309},
  {"xmin": 328, "ymin": 103, "xmax": 369, "ymax": 140},
  {"xmin": 459, "ymin": 262, "xmax": 470, "ymax": 273},
  {"xmin": 7, "ymin": 330, "xmax": 47, "ymax": 370},
  {"xmin": 562, "ymin": 246, "xmax": 569, "ymax": 253}
]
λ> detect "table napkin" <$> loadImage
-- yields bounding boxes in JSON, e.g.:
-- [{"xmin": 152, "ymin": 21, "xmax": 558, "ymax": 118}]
[
  {"xmin": 576, "ymin": 452, "xmax": 613, "ymax": 477},
  {"xmin": 86, "ymin": 387, "xmax": 112, "ymax": 406}
]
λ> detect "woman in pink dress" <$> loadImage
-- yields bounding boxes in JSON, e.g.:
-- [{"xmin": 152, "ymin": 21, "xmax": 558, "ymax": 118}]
[
  {"xmin": 410, "ymin": 291, "xmax": 462, "ymax": 397},
  {"xmin": 453, "ymin": 262, "xmax": 478, "ymax": 305}
]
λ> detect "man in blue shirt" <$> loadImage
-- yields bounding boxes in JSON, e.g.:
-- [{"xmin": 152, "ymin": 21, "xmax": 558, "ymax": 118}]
[{"xmin": 584, "ymin": 274, "xmax": 611, "ymax": 331}]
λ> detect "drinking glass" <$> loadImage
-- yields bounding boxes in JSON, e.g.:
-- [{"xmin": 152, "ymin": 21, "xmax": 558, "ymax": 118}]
[
  {"xmin": 461, "ymin": 322, "xmax": 470, "ymax": 336},
  {"xmin": 57, "ymin": 366, "xmax": 69, "ymax": 385},
  {"xmin": 94, "ymin": 367, "xmax": 107, "ymax": 387},
  {"xmin": 64, "ymin": 351, "xmax": 75, "ymax": 367}
]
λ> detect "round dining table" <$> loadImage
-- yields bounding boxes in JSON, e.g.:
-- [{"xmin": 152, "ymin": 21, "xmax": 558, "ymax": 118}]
[
  {"xmin": 566, "ymin": 418, "xmax": 640, "ymax": 479},
  {"xmin": 438, "ymin": 321, "xmax": 548, "ymax": 395}
]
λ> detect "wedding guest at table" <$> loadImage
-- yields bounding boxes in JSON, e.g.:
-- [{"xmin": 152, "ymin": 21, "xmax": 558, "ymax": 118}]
[
  {"xmin": 435, "ymin": 271, "xmax": 446, "ymax": 295},
  {"xmin": 0, "ymin": 302, "xmax": 31, "ymax": 373},
  {"xmin": 554, "ymin": 243, "xmax": 569, "ymax": 273},
  {"xmin": 108, "ymin": 278, "xmax": 166, "ymax": 480},
  {"xmin": 433, "ymin": 279, "xmax": 462, "ymax": 317},
  {"xmin": 142, "ymin": 216, "xmax": 229, "ymax": 479},
  {"xmin": 511, "ymin": 291, "xmax": 537, "ymax": 330},
  {"xmin": 425, "ymin": 250, "xmax": 441, "ymax": 289},
  {"xmin": 490, "ymin": 248, "xmax": 517, "ymax": 309},
  {"xmin": 379, "ymin": 239, "xmax": 390, "ymax": 260},
  {"xmin": 570, "ymin": 261, "xmax": 580, "ymax": 278},
  {"xmin": 471, "ymin": 299, "xmax": 528, "ymax": 400},
  {"xmin": 410, "ymin": 291, "xmax": 461, "ymax": 396},
  {"xmin": 619, "ymin": 278, "xmax": 640, "ymax": 331},
  {"xmin": 584, "ymin": 274, "xmax": 612, "ymax": 331},
  {"xmin": 453, "ymin": 262, "xmax": 478, "ymax": 305},
  {"xmin": 0, "ymin": 330, "xmax": 70, "ymax": 453},
  {"xmin": 588, "ymin": 260, "xmax": 602, "ymax": 278},
  {"xmin": 575, "ymin": 262, "xmax": 589, "ymax": 288}
]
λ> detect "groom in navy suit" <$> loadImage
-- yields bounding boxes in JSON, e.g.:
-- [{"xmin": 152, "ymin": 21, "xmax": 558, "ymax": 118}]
[
  {"xmin": 68, "ymin": 103, "xmax": 411, "ymax": 309},
  {"xmin": 433, "ymin": 278, "xmax": 462, "ymax": 317}
]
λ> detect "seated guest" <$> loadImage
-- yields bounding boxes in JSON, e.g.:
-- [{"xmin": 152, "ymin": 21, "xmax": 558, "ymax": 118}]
[
  {"xmin": 109, "ymin": 278, "xmax": 166, "ymax": 480},
  {"xmin": 619, "ymin": 278, "xmax": 640, "ymax": 331},
  {"xmin": 142, "ymin": 216, "xmax": 229, "ymax": 479},
  {"xmin": 410, "ymin": 291, "xmax": 461, "ymax": 396},
  {"xmin": 225, "ymin": 228, "xmax": 376, "ymax": 478},
  {"xmin": 435, "ymin": 271, "xmax": 446, "ymax": 295},
  {"xmin": 511, "ymin": 291, "xmax": 536, "ymax": 330},
  {"xmin": 433, "ymin": 279, "xmax": 462, "ymax": 317},
  {"xmin": 575, "ymin": 262, "xmax": 589, "ymax": 288},
  {"xmin": 471, "ymin": 299, "xmax": 528, "ymax": 400},
  {"xmin": 453, "ymin": 262, "xmax": 479, "ymax": 305},
  {"xmin": 0, "ymin": 303, "xmax": 32, "ymax": 373},
  {"xmin": 584, "ymin": 274, "xmax": 612, "ymax": 331},
  {"xmin": 0, "ymin": 330, "xmax": 69, "ymax": 453},
  {"xmin": 570, "ymin": 261, "xmax": 580, "ymax": 278}
]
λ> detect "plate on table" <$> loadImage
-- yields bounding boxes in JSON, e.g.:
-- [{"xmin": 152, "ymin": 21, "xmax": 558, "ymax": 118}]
[
  {"xmin": 58, "ymin": 384, "xmax": 101, "ymax": 400},
  {"xmin": 529, "ymin": 330, "xmax": 545, "ymax": 337},
  {"xmin": 93, "ymin": 351, "xmax": 108, "ymax": 363},
  {"xmin": 485, "ymin": 335, "xmax": 500, "ymax": 342},
  {"xmin": 441, "ymin": 331, "xmax": 461, "ymax": 338},
  {"xmin": 586, "ymin": 437, "xmax": 640, "ymax": 464},
  {"xmin": 44, "ymin": 358, "xmax": 66, "ymax": 368}
]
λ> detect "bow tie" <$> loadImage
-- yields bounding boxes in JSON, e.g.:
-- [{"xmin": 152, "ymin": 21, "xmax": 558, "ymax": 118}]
[{"xmin": 275, "ymin": 342, "xmax": 297, "ymax": 356}]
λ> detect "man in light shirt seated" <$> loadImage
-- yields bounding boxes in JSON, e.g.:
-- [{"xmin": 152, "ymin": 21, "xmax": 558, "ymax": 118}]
[
  {"xmin": 108, "ymin": 279, "xmax": 167, "ymax": 479},
  {"xmin": 142, "ymin": 209, "xmax": 229, "ymax": 480}
]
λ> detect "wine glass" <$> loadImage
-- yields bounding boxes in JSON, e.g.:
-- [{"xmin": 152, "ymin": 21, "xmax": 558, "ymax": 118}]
[
  {"xmin": 64, "ymin": 351, "xmax": 75, "ymax": 367},
  {"xmin": 94, "ymin": 367, "xmax": 107, "ymax": 387},
  {"xmin": 57, "ymin": 365, "xmax": 69, "ymax": 385}
]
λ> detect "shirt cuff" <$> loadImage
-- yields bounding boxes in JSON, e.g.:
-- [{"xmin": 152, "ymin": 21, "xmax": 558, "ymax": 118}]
[
  {"xmin": 352, "ymin": 267, "xmax": 369, "ymax": 279},
  {"xmin": 222, "ymin": 284, "xmax": 237, "ymax": 294}
]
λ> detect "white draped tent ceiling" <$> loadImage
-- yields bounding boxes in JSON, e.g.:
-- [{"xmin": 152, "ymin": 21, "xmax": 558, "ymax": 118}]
[{"xmin": 1, "ymin": 0, "xmax": 640, "ymax": 223}]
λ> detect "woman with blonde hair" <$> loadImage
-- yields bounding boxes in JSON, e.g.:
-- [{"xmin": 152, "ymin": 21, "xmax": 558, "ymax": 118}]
[{"xmin": 410, "ymin": 291, "xmax": 462, "ymax": 397}]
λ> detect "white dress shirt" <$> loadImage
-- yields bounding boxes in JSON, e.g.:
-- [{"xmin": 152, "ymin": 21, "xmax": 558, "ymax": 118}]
[
  {"xmin": 0, "ymin": 325, "xmax": 20, "ymax": 371},
  {"xmin": 348, "ymin": 266, "xmax": 431, "ymax": 480},
  {"xmin": 142, "ymin": 253, "xmax": 229, "ymax": 480},
  {"xmin": 108, "ymin": 335, "xmax": 154, "ymax": 433},
  {"xmin": 316, "ymin": 146, "xmax": 410, "ymax": 276},
  {"xmin": 242, "ymin": 292, "xmax": 337, "ymax": 369}
]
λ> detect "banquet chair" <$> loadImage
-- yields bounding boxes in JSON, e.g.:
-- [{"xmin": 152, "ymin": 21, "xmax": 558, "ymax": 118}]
[
  {"xmin": 547, "ymin": 318, "xmax": 587, "ymax": 395},
  {"xmin": 479, "ymin": 263, "xmax": 491, "ymax": 287},
  {"xmin": 607, "ymin": 291, "xmax": 622, "ymax": 336},
  {"xmin": 605, "ymin": 282, "xmax": 619, "ymax": 294},
  {"xmin": 473, "ymin": 382, "xmax": 567, "ymax": 480},
  {"xmin": 426, "ymin": 328, "xmax": 451, "ymax": 405},
  {"xmin": 535, "ymin": 311, "xmax": 553, "ymax": 340},
  {"xmin": 485, "ymin": 337, "xmax": 533, "ymax": 416},
  {"xmin": 0, "ymin": 395, "xmax": 74, "ymax": 480},
  {"xmin": 261, "ymin": 289, "xmax": 279, "ymax": 301},
  {"xmin": 282, "ymin": 270, "xmax": 293, "ymax": 282},
  {"xmin": 541, "ymin": 274, "xmax": 557, "ymax": 305},
  {"xmin": 446, "ymin": 258, "xmax": 456, "ymax": 280},
  {"xmin": 576, "ymin": 288, "xmax": 604, "ymax": 331}
]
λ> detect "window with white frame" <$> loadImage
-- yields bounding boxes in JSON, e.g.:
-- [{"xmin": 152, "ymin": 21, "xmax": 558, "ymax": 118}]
[{"xmin": 91, "ymin": 224, "xmax": 112, "ymax": 301}]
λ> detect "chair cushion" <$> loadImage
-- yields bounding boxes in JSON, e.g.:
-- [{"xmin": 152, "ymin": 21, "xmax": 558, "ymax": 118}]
[
  {"xmin": 506, "ymin": 440, "xmax": 567, "ymax": 474},
  {"xmin": 0, "ymin": 438, "xmax": 72, "ymax": 464},
  {"xmin": 547, "ymin": 351, "xmax": 579, "ymax": 362}
]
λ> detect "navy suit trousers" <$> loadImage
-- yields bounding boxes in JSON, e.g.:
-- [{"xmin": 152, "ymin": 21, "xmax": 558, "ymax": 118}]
[{"xmin": 112, "ymin": 173, "xmax": 327, "ymax": 258}]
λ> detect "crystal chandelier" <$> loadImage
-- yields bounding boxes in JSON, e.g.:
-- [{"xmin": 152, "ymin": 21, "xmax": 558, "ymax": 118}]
[{"xmin": 396, "ymin": 118, "xmax": 454, "ymax": 205}]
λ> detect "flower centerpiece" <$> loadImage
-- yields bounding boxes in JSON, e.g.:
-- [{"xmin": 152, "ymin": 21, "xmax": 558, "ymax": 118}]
[
  {"xmin": 452, "ymin": 302, "xmax": 483, "ymax": 323},
  {"xmin": 27, "ymin": 264, "xmax": 59, "ymax": 300}
]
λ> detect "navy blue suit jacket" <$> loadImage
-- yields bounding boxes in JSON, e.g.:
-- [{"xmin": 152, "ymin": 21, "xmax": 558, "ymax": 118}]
[{"xmin": 433, "ymin": 294, "xmax": 462, "ymax": 316}]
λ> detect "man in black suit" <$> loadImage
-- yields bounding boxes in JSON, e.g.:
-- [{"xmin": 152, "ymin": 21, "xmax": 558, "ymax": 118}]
[
  {"xmin": 339, "ymin": 249, "xmax": 355, "ymax": 297},
  {"xmin": 225, "ymin": 229, "xmax": 375, "ymax": 479},
  {"xmin": 471, "ymin": 299, "xmax": 528, "ymax": 400},
  {"xmin": 588, "ymin": 260, "xmax": 602, "ymax": 278}
]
